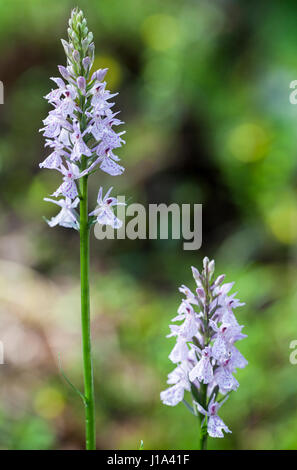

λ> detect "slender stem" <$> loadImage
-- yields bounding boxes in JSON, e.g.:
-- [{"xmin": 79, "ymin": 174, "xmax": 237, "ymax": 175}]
[
  {"xmin": 80, "ymin": 173, "xmax": 96, "ymax": 450},
  {"xmin": 198, "ymin": 269, "xmax": 210, "ymax": 451},
  {"xmin": 199, "ymin": 383, "xmax": 208, "ymax": 450}
]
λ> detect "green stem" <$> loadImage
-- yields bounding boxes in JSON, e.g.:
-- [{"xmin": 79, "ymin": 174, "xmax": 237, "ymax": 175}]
[
  {"xmin": 198, "ymin": 383, "xmax": 208, "ymax": 450},
  {"xmin": 80, "ymin": 173, "xmax": 96, "ymax": 450},
  {"xmin": 198, "ymin": 267, "xmax": 211, "ymax": 451}
]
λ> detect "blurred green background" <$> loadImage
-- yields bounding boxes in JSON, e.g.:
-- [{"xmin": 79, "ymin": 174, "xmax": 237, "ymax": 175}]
[{"xmin": 0, "ymin": 0, "xmax": 297, "ymax": 450}]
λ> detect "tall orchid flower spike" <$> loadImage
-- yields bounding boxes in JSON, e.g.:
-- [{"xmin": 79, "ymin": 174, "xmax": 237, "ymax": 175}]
[
  {"xmin": 161, "ymin": 257, "xmax": 247, "ymax": 450},
  {"xmin": 39, "ymin": 8, "xmax": 127, "ymax": 450}
]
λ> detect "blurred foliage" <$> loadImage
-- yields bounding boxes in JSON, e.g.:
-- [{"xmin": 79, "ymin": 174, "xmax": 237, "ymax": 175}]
[{"xmin": 0, "ymin": 0, "xmax": 297, "ymax": 450}]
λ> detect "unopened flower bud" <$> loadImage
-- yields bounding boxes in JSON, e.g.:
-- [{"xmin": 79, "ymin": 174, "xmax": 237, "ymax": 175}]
[
  {"xmin": 191, "ymin": 266, "xmax": 202, "ymax": 287},
  {"xmin": 214, "ymin": 274, "xmax": 225, "ymax": 287},
  {"xmin": 88, "ymin": 43, "xmax": 95, "ymax": 61},
  {"xmin": 73, "ymin": 50, "xmax": 80, "ymax": 63},
  {"xmin": 67, "ymin": 64, "xmax": 75, "ymax": 76},
  {"xmin": 208, "ymin": 260, "xmax": 215, "ymax": 277},
  {"xmin": 196, "ymin": 288, "xmax": 205, "ymax": 300},
  {"xmin": 77, "ymin": 76, "xmax": 86, "ymax": 93},
  {"xmin": 58, "ymin": 65, "xmax": 70, "ymax": 80},
  {"xmin": 203, "ymin": 257, "xmax": 209, "ymax": 271},
  {"xmin": 61, "ymin": 39, "xmax": 71, "ymax": 56},
  {"xmin": 82, "ymin": 37, "xmax": 89, "ymax": 53},
  {"xmin": 91, "ymin": 68, "xmax": 108, "ymax": 82},
  {"xmin": 82, "ymin": 57, "xmax": 91, "ymax": 71}
]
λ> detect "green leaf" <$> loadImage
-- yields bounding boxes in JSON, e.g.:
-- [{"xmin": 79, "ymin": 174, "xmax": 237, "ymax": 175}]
[
  {"xmin": 190, "ymin": 382, "xmax": 201, "ymax": 403},
  {"xmin": 182, "ymin": 399, "xmax": 195, "ymax": 415},
  {"xmin": 58, "ymin": 354, "xmax": 86, "ymax": 406}
]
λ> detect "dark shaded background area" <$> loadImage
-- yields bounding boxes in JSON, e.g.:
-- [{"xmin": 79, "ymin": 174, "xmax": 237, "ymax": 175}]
[{"xmin": 0, "ymin": 0, "xmax": 297, "ymax": 449}]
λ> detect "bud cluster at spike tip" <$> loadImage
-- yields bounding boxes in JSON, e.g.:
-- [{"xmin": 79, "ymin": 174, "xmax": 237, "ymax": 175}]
[
  {"xmin": 160, "ymin": 257, "xmax": 248, "ymax": 439},
  {"xmin": 39, "ymin": 8, "xmax": 126, "ymax": 230}
]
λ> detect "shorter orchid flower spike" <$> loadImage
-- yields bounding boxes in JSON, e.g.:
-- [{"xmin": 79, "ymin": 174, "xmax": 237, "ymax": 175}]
[
  {"xmin": 161, "ymin": 257, "xmax": 247, "ymax": 441},
  {"xmin": 89, "ymin": 187, "xmax": 125, "ymax": 229}
]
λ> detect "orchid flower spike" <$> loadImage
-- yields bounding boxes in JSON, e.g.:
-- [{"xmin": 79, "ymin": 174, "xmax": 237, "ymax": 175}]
[
  {"xmin": 39, "ymin": 7, "xmax": 126, "ymax": 230},
  {"xmin": 39, "ymin": 8, "xmax": 129, "ymax": 451},
  {"xmin": 161, "ymin": 257, "xmax": 247, "ymax": 443}
]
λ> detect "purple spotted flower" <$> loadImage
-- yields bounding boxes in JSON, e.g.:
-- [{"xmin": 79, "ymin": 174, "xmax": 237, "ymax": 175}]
[
  {"xmin": 161, "ymin": 257, "xmax": 247, "ymax": 443},
  {"xmin": 189, "ymin": 346, "xmax": 213, "ymax": 384},
  {"xmin": 39, "ymin": 9, "xmax": 126, "ymax": 230},
  {"xmin": 44, "ymin": 197, "xmax": 80, "ymax": 229},
  {"xmin": 196, "ymin": 397, "xmax": 232, "ymax": 438},
  {"xmin": 89, "ymin": 187, "xmax": 125, "ymax": 229},
  {"xmin": 160, "ymin": 361, "xmax": 191, "ymax": 407}
]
